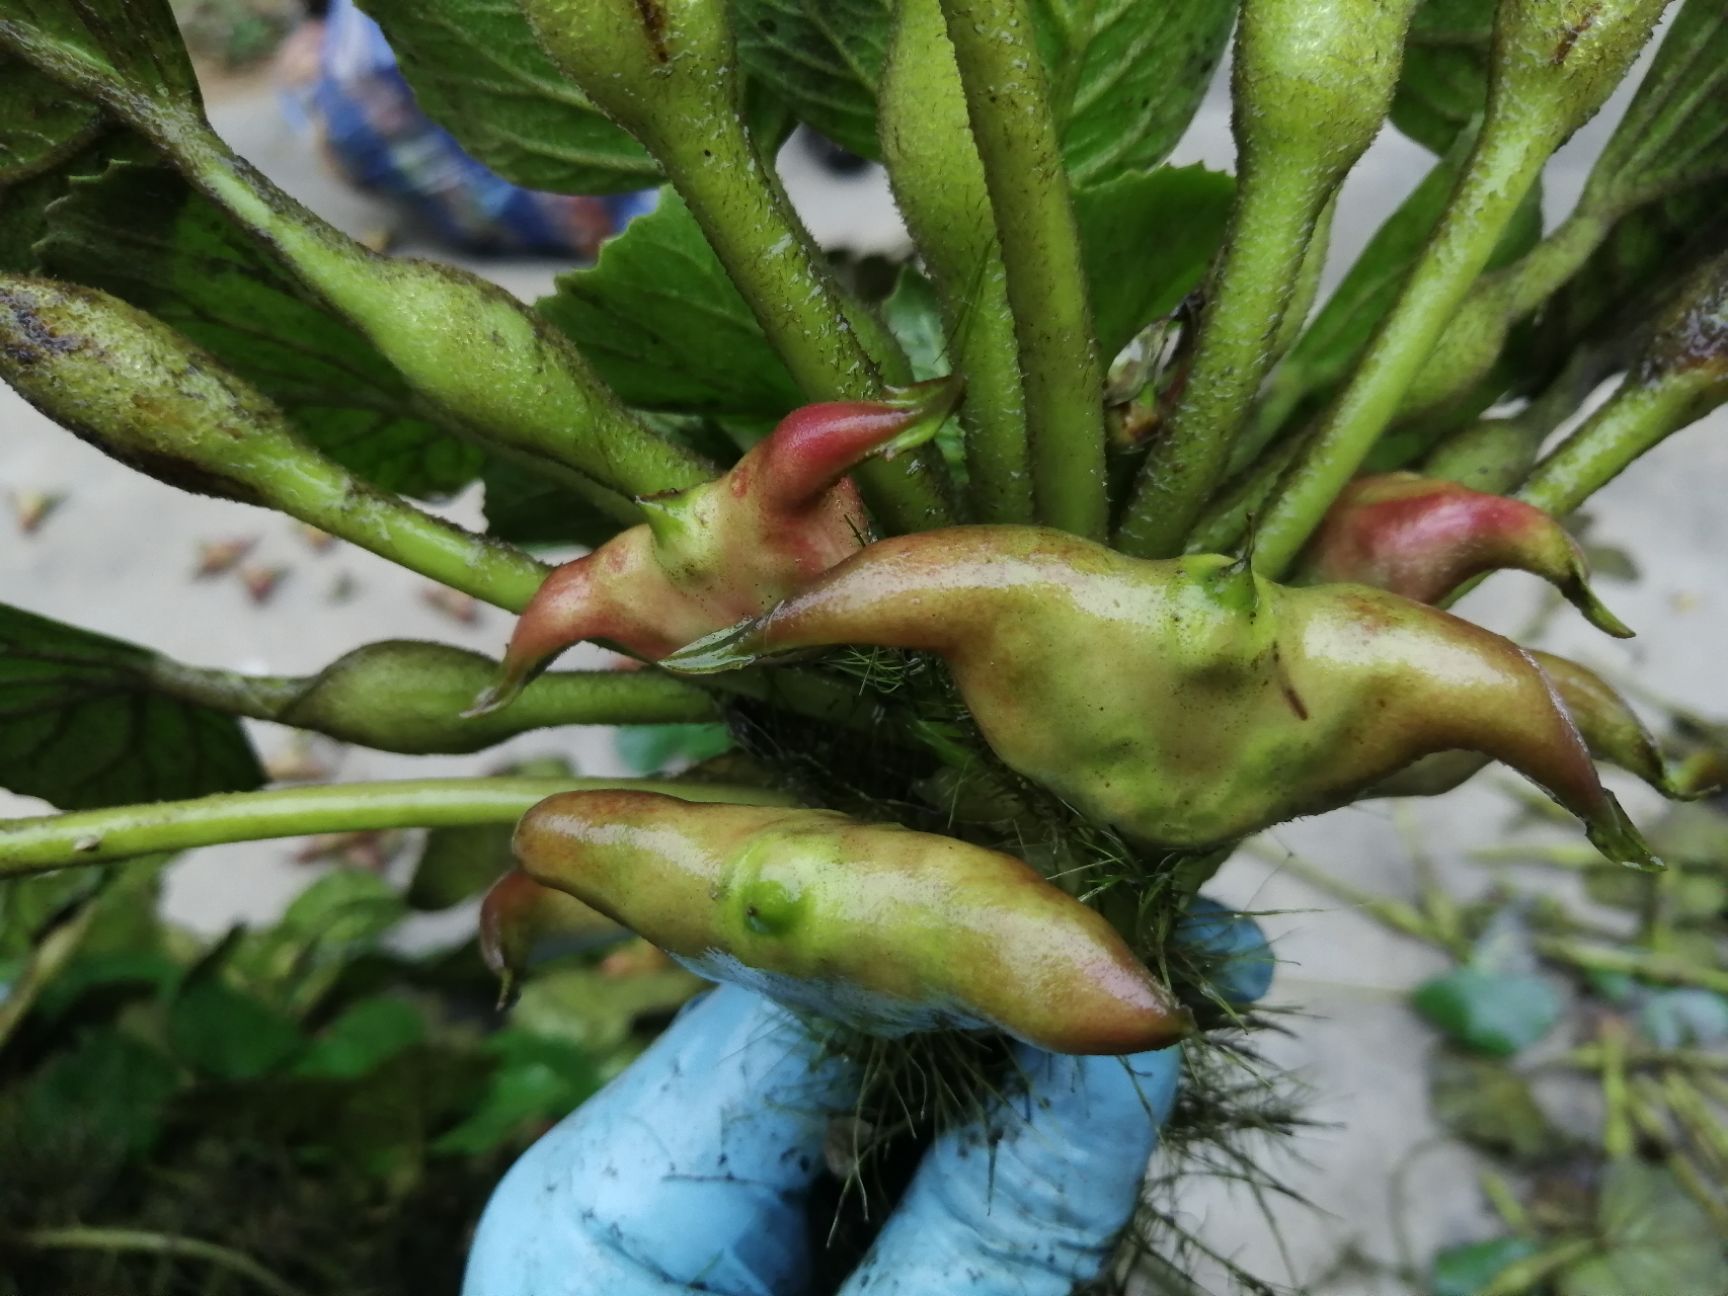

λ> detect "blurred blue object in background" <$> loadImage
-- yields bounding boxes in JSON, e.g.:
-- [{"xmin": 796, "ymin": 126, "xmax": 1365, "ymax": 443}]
[{"xmin": 286, "ymin": 0, "xmax": 655, "ymax": 257}]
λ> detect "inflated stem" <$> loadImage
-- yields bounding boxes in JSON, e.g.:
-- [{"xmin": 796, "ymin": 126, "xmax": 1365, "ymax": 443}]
[
  {"xmin": 935, "ymin": 0, "xmax": 1107, "ymax": 539},
  {"xmin": 153, "ymin": 642, "xmax": 720, "ymax": 754},
  {"xmin": 0, "ymin": 16, "xmax": 709, "ymax": 502},
  {"xmin": 1116, "ymin": 0, "xmax": 1419, "ymax": 558},
  {"xmin": 0, "ymin": 277, "xmax": 546, "ymax": 610},
  {"xmin": 879, "ymin": 0, "xmax": 1033, "ymax": 523},
  {"xmin": 519, "ymin": 0, "xmax": 951, "ymax": 533},
  {"xmin": 0, "ymin": 779, "xmax": 794, "ymax": 877},
  {"xmin": 1521, "ymin": 251, "xmax": 1728, "ymax": 517},
  {"xmin": 1252, "ymin": 0, "xmax": 1671, "ymax": 577}
]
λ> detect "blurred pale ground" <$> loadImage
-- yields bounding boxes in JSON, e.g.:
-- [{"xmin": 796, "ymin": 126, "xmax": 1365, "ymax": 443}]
[{"xmin": 2, "ymin": 31, "xmax": 1725, "ymax": 1293}]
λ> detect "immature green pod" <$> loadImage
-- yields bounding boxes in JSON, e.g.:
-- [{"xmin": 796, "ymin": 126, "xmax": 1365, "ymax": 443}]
[
  {"xmin": 1298, "ymin": 472, "xmax": 1631, "ymax": 637},
  {"xmin": 505, "ymin": 791, "xmax": 1191, "ymax": 1054},
  {"xmin": 668, "ymin": 527, "xmax": 1656, "ymax": 867},
  {"xmin": 470, "ymin": 377, "xmax": 961, "ymax": 714},
  {"xmin": 0, "ymin": 276, "xmax": 544, "ymax": 609},
  {"xmin": 1372, "ymin": 651, "xmax": 1699, "ymax": 800}
]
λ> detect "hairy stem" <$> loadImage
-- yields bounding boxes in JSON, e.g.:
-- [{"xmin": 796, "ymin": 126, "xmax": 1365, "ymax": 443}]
[
  {"xmin": 937, "ymin": 0, "xmax": 1107, "ymax": 539},
  {"xmin": 879, "ymin": 0, "xmax": 1033, "ymax": 523},
  {"xmin": 1519, "ymin": 368, "xmax": 1724, "ymax": 517},
  {"xmin": 1119, "ymin": 163, "xmax": 1335, "ymax": 557},
  {"xmin": 650, "ymin": 113, "xmax": 952, "ymax": 534},
  {"xmin": 1252, "ymin": 123, "xmax": 1553, "ymax": 576},
  {"xmin": 0, "ymin": 778, "xmax": 796, "ymax": 878}
]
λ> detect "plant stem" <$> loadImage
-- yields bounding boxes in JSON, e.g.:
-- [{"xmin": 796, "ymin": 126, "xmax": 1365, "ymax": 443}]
[
  {"xmin": 1533, "ymin": 936, "xmax": 1728, "ymax": 996},
  {"xmin": 1519, "ymin": 368, "xmax": 1723, "ymax": 517},
  {"xmin": 1118, "ymin": 155, "xmax": 1335, "ymax": 557},
  {"xmin": 225, "ymin": 451, "xmax": 548, "ymax": 611},
  {"xmin": 164, "ymin": 130, "xmax": 710, "ymax": 504},
  {"xmin": 937, "ymin": 0, "xmax": 1107, "ymax": 539},
  {"xmin": 0, "ymin": 894, "xmax": 98, "ymax": 1051},
  {"xmin": 1252, "ymin": 122, "xmax": 1552, "ymax": 577},
  {"xmin": 879, "ymin": 0, "xmax": 1033, "ymax": 524},
  {"xmin": 5, "ymin": 1226, "xmax": 308, "ymax": 1296},
  {"xmin": 648, "ymin": 119, "xmax": 952, "ymax": 535},
  {"xmin": 0, "ymin": 778, "xmax": 796, "ymax": 878}
]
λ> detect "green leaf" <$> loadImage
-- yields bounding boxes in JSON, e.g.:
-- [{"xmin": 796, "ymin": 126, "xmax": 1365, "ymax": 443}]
[
  {"xmin": 0, "ymin": 54, "xmax": 101, "ymax": 184},
  {"xmin": 432, "ymin": 1030, "xmax": 602, "ymax": 1155},
  {"xmin": 1030, "ymin": 0, "xmax": 1236, "ymax": 187},
  {"xmin": 537, "ymin": 189, "xmax": 804, "ymax": 416},
  {"xmin": 1589, "ymin": 0, "xmax": 1728, "ymax": 213},
  {"xmin": 37, "ymin": 151, "xmax": 483, "ymax": 499},
  {"xmin": 294, "ymin": 997, "xmax": 428, "ymax": 1080},
  {"xmin": 0, "ymin": 601, "xmax": 263, "ymax": 811},
  {"xmin": 1431, "ymin": 1237, "xmax": 1541, "ymax": 1296},
  {"xmin": 1391, "ymin": 0, "xmax": 1494, "ymax": 153},
  {"xmin": 1428, "ymin": 1051, "xmax": 1562, "ymax": 1162},
  {"xmin": 734, "ymin": 0, "xmax": 1229, "ymax": 183},
  {"xmin": 882, "ymin": 269, "xmax": 968, "ymax": 479},
  {"xmin": 733, "ymin": 0, "xmax": 891, "ymax": 160},
  {"xmin": 1073, "ymin": 164, "xmax": 1234, "ymax": 360},
  {"xmin": 0, "ymin": 0, "xmax": 200, "ymax": 112},
  {"xmin": 21, "ymin": 1028, "xmax": 182, "ymax": 1155},
  {"xmin": 614, "ymin": 723, "xmax": 735, "ymax": 775},
  {"xmin": 357, "ymin": 0, "xmax": 660, "ymax": 195},
  {"xmin": 1558, "ymin": 1162, "xmax": 1728, "ymax": 1296},
  {"xmin": 1414, "ymin": 968, "xmax": 1562, "ymax": 1057},
  {"xmin": 167, "ymin": 976, "xmax": 306, "ymax": 1081},
  {"xmin": 480, "ymin": 456, "xmax": 637, "ymax": 549}
]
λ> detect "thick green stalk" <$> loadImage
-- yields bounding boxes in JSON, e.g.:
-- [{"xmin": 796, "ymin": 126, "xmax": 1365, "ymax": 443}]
[
  {"xmin": 1117, "ymin": 0, "xmax": 1419, "ymax": 558},
  {"xmin": 1252, "ymin": 0, "xmax": 1672, "ymax": 577},
  {"xmin": 170, "ymin": 128, "xmax": 708, "ymax": 497},
  {"xmin": 0, "ymin": 778, "xmax": 795, "ymax": 877},
  {"xmin": 0, "ymin": 276, "xmax": 548, "ymax": 611},
  {"xmin": 519, "ymin": 0, "xmax": 951, "ymax": 534},
  {"xmin": 1252, "ymin": 125, "xmax": 1553, "ymax": 575},
  {"xmin": 879, "ymin": 0, "xmax": 1032, "ymax": 523},
  {"xmin": 1521, "ymin": 251, "xmax": 1728, "ymax": 515},
  {"xmin": 1519, "ymin": 373, "xmax": 1723, "ymax": 517},
  {"xmin": 1118, "ymin": 166, "xmax": 1336, "ymax": 556},
  {"xmin": 936, "ymin": 0, "xmax": 1107, "ymax": 538},
  {"xmin": 1422, "ymin": 342, "xmax": 1618, "ymax": 491}
]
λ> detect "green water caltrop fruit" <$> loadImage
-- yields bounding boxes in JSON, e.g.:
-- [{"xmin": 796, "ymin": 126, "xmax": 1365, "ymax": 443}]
[
  {"xmin": 666, "ymin": 526, "xmax": 1656, "ymax": 867},
  {"xmin": 505, "ymin": 790, "xmax": 1190, "ymax": 1053},
  {"xmin": 1372, "ymin": 650, "xmax": 1704, "ymax": 800},
  {"xmin": 470, "ymin": 377, "xmax": 962, "ymax": 714},
  {"xmin": 1298, "ymin": 472, "xmax": 1631, "ymax": 637}
]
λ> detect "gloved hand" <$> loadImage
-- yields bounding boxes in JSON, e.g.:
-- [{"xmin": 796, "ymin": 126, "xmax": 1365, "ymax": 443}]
[{"xmin": 463, "ymin": 900, "xmax": 1271, "ymax": 1296}]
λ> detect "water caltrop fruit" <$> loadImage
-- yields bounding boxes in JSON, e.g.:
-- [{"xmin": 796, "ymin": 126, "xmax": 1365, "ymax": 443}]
[
  {"xmin": 667, "ymin": 526, "xmax": 1656, "ymax": 867},
  {"xmin": 502, "ymin": 790, "xmax": 1190, "ymax": 1054},
  {"xmin": 469, "ymin": 377, "xmax": 961, "ymax": 714}
]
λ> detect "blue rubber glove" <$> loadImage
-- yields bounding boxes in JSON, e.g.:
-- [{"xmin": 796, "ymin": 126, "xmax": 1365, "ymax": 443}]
[{"xmin": 464, "ymin": 901, "xmax": 1271, "ymax": 1296}]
